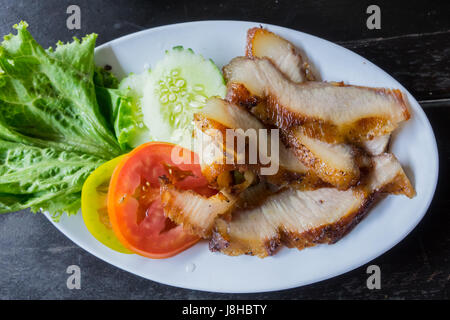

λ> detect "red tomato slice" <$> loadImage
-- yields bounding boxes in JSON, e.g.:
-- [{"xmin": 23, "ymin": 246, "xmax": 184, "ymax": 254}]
[{"xmin": 107, "ymin": 142, "xmax": 214, "ymax": 259}]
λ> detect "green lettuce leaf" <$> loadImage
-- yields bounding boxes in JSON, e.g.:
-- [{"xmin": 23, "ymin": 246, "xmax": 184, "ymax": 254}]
[
  {"xmin": 0, "ymin": 21, "xmax": 123, "ymax": 219},
  {"xmin": 93, "ymin": 69, "xmax": 150, "ymax": 150},
  {"xmin": 94, "ymin": 66, "xmax": 119, "ymax": 89},
  {"xmin": 95, "ymin": 86, "xmax": 149, "ymax": 150},
  {"xmin": 0, "ymin": 140, "xmax": 103, "ymax": 217}
]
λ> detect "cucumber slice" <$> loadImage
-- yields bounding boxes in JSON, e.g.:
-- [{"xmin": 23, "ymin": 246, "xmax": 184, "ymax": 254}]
[
  {"xmin": 119, "ymin": 69, "xmax": 151, "ymax": 99},
  {"xmin": 117, "ymin": 69, "xmax": 152, "ymax": 148},
  {"xmin": 141, "ymin": 46, "xmax": 226, "ymax": 150}
]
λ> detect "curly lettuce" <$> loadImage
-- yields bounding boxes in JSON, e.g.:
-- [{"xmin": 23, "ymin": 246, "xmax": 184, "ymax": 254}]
[{"xmin": 0, "ymin": 22, "xmax": 124, "ymax": 219}]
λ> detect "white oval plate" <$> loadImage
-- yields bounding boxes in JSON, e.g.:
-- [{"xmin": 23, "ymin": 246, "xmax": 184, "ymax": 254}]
[{"xmin": 45, "ymin": 21, "xmax": 438, "ymax": 293}]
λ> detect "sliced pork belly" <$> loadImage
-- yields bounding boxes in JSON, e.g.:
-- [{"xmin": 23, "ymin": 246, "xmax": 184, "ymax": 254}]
[
  {"xmin": 244, "ymin": 101, "xmax": 361, "ymax": 189},
  {"xmin": 358, "ymin": 135, "xmax": 390, "ymax": 156},
  {"xmin": 160, "ymin": 179, "xmax": 237, "ymax": 238},
  {"xmin": 244, "ymin": 36, "xmax": 361, "ymax": 188},
  {"xmin": 197, "ymin": 96, "xmax": 265, "ymax": 132},
  {"xmin": 211, "ymin": 187, "xmax": 365, "ymax": 257},
  {"xmin": 210, "ymin": 153, "xmax": 414, "ymax": 257},
  {"xmin": 242, "ymin": 32, "xmax": 391, "ymax": 184},
  {"xmin": 246, "ymin": 27, "xmax": 315, "ymax": 82},
  {"xmin": 195, "ymin": 98, "xmax": 306, "ymax": 173},
  {"xmin": 193, "ymin": 99, "xmax": 264, "ymax": 187},
  {"xmin": 244, "ymin": 30, "xmax": 393, "ymax": 156},
  {"xmin": 224, "ymin": 57, "xmax": 410, "ymax": 143},
  {"xmin": 285, "ymin": 127, "xmax": 360, "ymax": 189},
  {"xmin": 364, "ymin": 153, "xmax": 414, "ymax": 197},
  {"xmin": 193, "ymin": 98, "xmax": 323, "ymax": 189}
]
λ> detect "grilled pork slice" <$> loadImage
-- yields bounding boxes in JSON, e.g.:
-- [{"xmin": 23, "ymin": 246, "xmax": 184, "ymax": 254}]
[
  {"xmin": 245, "ymin": 34, "xmax": 362, "ymax": 189},
  {"xmin": 194, "ymin": 98, "xmax": 323, "ymax": 189},
  {"xmin": 358, "ymin": 135, "xmax": 390, "ymax": 156},
  {"xmin": 160, "ymin": 179, "xmax": 237, "ymax": 238},
  {"xmin": 224, "ymin": 57, "xmax": 410, "ymax": 143},
  {"xmin": 364, "ymin": 153, "xmax": 414, "ymax": 198},
  {"xmin": 248, "ymin": 101, "xmax": 361, "ymax": 189},
  {"xmin": 246, "ymin": 27, "xmax": 315, "ymax": 82},
  {"xmin": 210, "ymin": 153, "xmax": 414, "ymax": 257},
  {"xmin": 197, "ymin": 97, "xmax": 265, "ymax": 132},
  {"xmin": 246, "ymin": 32, "xmax": 392, "ymax": 156},
  {"xmin": 285, "ymin": 127, "xmax": 360, "ymax": 189},
  {"xmin": 193, "ymin": 100, "xmax": 264, "ymax": 188}
]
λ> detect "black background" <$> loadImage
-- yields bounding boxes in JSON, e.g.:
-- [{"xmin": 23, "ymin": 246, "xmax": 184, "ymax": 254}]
[{"xmin": 0, "ymin": 0, "xmax": 449, "ymax": 299}]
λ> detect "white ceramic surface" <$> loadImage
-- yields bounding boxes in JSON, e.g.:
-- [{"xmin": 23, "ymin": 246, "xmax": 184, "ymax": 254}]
[{"xmin": 44, "ymin": 21, "xmax": 438, "ymax": 293}]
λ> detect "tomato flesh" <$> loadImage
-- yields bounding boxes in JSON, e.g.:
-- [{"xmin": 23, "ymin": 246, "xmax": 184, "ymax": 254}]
[{"xmin": 107, "ymin": 142, "xmax": 214, "ymax": 258}]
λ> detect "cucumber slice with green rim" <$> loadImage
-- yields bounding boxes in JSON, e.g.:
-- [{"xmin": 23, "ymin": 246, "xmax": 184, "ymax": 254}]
[
  {"xmin": 117, "ymin": 69, "xmax": 152, "ymax": 148},
  {"xmin": 141, "ymin": 46, "xmax": 226, "ymax": 150}
]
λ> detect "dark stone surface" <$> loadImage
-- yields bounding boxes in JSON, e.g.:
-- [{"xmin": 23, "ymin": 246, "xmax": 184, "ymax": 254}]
[{"xmin": 0, "ymin": 0, "xmax": 448, "ymax": 299}]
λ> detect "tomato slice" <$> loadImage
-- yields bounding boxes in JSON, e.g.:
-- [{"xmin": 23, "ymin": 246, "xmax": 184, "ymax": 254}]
[
  {"xmin": 107, "ymin": 142, "xmax": 214, "ymax": 259},
  {"xmin": 81, "ymin": 155, "xmax": 133, "ymax": 254}
]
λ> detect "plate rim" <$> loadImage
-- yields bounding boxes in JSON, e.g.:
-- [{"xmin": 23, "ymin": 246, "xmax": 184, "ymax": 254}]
[{"xmin": 45, "ymin": 20, "xmax": 439, "ymax": 293}]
